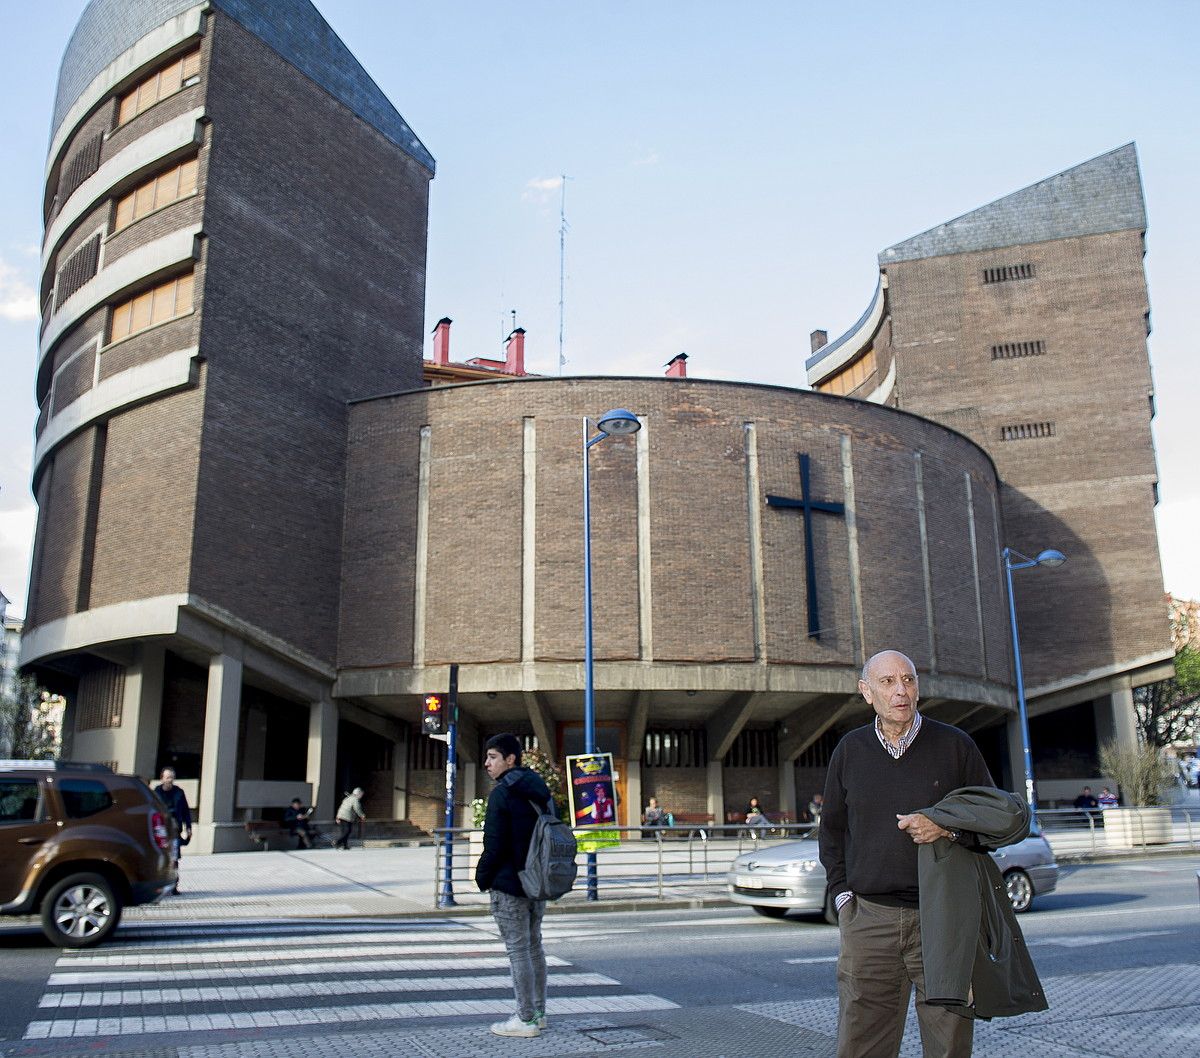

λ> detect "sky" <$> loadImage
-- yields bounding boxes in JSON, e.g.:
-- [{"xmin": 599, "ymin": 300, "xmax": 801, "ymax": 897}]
[{"xmin": 1, "ymin": 0, "xmax": 1197, "ymax": 620}]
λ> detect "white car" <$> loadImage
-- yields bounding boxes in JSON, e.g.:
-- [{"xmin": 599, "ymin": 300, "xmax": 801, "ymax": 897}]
[{"xmin": 727, "ymin": 830, "xmax": 1058, "ymax": 922}]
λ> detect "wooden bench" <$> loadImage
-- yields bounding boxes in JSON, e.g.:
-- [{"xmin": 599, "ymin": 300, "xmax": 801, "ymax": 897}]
[
  {"xmin": 662, "ymin": 812, "xmax": 715, "ymax": 838},
  {"xmin": 244, "ymin": 820, "xmax": 283, "ymax": 850},
  {"xmin": 724, "ymin": 811, "xmax": 791, "ymax": 825},
  {"xmin": 671, "ymin": 812, "xmax": 715, "ymax": 827}
]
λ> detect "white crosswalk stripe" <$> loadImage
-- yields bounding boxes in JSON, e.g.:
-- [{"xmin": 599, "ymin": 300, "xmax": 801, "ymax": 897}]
[{"xmin": 24, "ymin": 917, "xmax": 678, "ymax": 1041}]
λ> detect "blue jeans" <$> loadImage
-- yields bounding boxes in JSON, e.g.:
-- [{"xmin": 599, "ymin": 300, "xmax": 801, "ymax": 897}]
[{"xmin": 490, "ymin": 889, "xmax": 546, "ymax": 1021}]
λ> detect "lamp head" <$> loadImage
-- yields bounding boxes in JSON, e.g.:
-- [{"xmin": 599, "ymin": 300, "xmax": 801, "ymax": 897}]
[
  {"xmin": 1036, "ymin": 549, "xmax": 1067, "ymax": 568},
  {"xmin": 596, "ymin": 409, "xmax": 641, "ymax": 436}
]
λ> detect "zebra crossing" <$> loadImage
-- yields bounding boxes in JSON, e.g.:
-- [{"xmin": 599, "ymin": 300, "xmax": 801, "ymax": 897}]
[{"xmin": 23, "ymin": 916, "xmax": 676, "ymax": 1042}]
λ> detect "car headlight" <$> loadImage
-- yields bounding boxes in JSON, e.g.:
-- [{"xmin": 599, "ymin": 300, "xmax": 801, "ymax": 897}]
[{"xmin": 773, "ymin": 860, "xmax": 819, "ymax": 873}]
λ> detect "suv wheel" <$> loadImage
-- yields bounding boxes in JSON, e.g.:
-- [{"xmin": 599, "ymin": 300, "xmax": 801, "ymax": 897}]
[{"xmin": 41, "ymin": 873, "xmax": 123, "ymax": 947}]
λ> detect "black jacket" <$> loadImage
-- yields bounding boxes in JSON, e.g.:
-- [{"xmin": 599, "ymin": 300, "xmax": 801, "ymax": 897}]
[
  {"xmin": 918, "ymin": 786, "xmax": 1048, "ymax": 1020},
  {"xmin": 475, "ymin": 766, "xmax": 552, "ymax": 898}
]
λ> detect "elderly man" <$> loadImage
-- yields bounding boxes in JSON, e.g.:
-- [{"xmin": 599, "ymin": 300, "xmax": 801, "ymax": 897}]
[
  {"xmin": 819, "ymin": 649, "xmax": 994, "ymax": 1058},
  {"xmin": 154, "ymin": 768, "xmax": 192, "ymax": 895}
]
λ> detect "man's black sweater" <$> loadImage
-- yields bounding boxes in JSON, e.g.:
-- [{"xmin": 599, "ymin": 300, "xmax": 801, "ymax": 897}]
[{"xmin": 819, "ymin": 717, "xmax": 993, "ymax": 907}]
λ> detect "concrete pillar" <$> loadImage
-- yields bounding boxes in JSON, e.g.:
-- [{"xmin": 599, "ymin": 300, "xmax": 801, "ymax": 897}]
[
  {"xmin": 194, "ymin": 650, "xmax": 243, "ymax": 854},
  {"xmin": 624, "ymin": 759, "xmax": 642, "ymax": 828},
  {"xmin": 307, "ymin": 696, "xmax": 338, "ymax": 822},
  {"xmin": 777, "ymin": 759, "xmax": 797, "ymax": 821},
  {"xmin": 241, "ymin": 706, "xmax": 267, "ymax": 782},
  {"xmin": 706, "ymin": 761, "xmax": 724, "ymax": 824},
  {"xmin": 1005, "ymin": 712, "xmax": 1026, "ymax": 797},
  {"xmin": 1099, "ymin": 688, "xmax": 1139, "ymax": 752},
  {"xmin": 459, "ymin": 761, "xmax": 477, "ymax": 826},
  {"xmin": 393, "ymin": 723, "xmax": 409, "ymax": 820},
  {"xmin": 121, "ymin": 643, "xmax": 165, "ymax": 782}
]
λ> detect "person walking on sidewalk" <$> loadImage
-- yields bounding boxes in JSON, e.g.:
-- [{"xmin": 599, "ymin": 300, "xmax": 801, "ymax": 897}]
[
  {"xmin": 154, "ymin": 767, "xmax": 191, "ymax": 894},
  {"xmin": 475, "ymin": 733, "xmax": 552, "ymax": 1038},
  {"xmin": 819, "ymin": 649, "xmax": 994, "ymax": 1058},
  {"xmin": 334, "ymin": 787, "xmax": 365, "ymax": 849}
]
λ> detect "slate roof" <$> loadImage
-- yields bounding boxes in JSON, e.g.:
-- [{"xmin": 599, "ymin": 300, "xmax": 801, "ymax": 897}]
[
  {"xmin": 879, "ymin": 144, "xmax": 1143, "ymax": 264},
  {"xmin": 53, "ymin": 0, "xmax": 434, "ymax": 172}
]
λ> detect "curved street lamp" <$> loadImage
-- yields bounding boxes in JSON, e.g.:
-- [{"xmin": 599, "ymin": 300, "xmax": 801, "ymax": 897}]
[
  {"xmin": 1002, "ymin": 547, "xmax": 1067, "ymax": 826},
  {"xmin": 582, "ymin": 409, "xmax": 642, "ymax": 900}
]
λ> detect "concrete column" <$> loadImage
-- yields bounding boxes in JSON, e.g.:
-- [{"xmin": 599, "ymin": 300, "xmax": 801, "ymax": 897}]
[
  {"xmin": 241, "ymin": 706, "xmax": 267, "ymax": 782},
  {"xmin": 706, "ymin": 761, "xmax": 724, "ymax": 824},
  {"xmin": 307, "ymin": 696, "xmax": 338, "ymax": 821},
  {"xmin": 1101, "ymin": 688, "xmax": 1139, "ymax": 752},
  {"xmin": 624, "ymin": 759, "xmax": 642, "ymax": 829},
  {"xmin": 777, "ymin": 759, "xmax": 797, "ymax": 821},
  {"xmin": 743, "ymin": 421, "xmax": 767, "ymax": 661},
  {"xmin": 194, "ymin": 650, "xmax": 243, "ymax": 854},
  {"xmin": 1005, "ymin": 712, "xmax": 1026, "ymax": 796},
  {"xmin": 120, "ymin": 643, "xmax": 165, "ymax": 782},
  {"xmin": 459, "ymin": 761, "xmax": 477, "ymax": 826},
  {"xmin": 522, "ymin": 416, "xmax": 537, "ymax": 662},
  {"xmin": 393, "ymin": 723, "xmax": 409, "ymax": 820},
  {"xmin": 841, "ymin": 434, "xmax": 865, "ymax": 668},
  {"xmin": 914, "ymin": 453, "xmax": 937, "ymax": 672},
  {"xmin": 636, "ymin": 416, "xmax": 653, "ymax": 660}
]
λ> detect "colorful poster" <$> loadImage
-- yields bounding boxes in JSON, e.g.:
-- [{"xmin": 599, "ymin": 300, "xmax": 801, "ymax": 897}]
[{"xmin": 566, "ymin": 753, "xmax": 617, "ymax": 827}]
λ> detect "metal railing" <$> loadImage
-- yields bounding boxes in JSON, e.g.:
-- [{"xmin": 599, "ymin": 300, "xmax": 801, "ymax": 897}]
[
  {"xmin": 432, "ymin": 822, "xmax": 818, "ymax": 907},
  {"xmin": 1036, "ymin": 806, "xmax": 1200, "ymax": 857},
  {"xmin": 433, "ymin": 809, "xmax": 1200, "ymax": 906}
]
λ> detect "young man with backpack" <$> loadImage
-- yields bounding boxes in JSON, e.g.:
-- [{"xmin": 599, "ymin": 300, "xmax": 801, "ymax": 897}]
[{"xmin": 476, "ymin": 733, "xmax": 560, "ymax": 1038}]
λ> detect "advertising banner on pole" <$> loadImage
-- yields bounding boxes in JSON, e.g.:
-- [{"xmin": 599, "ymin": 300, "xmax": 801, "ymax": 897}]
[{"xmin": 565, "ymin": 753, "xmax": 620, "ymax": 850}]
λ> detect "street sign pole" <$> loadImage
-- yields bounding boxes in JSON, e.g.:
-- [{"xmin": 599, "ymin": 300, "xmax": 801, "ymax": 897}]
[{"xmin": 437, "ymin": 663, "xmax": 459, "ymax": 908}]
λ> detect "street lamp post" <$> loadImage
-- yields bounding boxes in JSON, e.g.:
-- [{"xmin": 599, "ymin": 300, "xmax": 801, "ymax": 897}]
[
  {"xmin": 582, "ymin": 408, "xmax": 642, "ymax": 901},
  {"xmin": 1002, "ymin": 546, "xmax": 1067, "ymax": 827}
]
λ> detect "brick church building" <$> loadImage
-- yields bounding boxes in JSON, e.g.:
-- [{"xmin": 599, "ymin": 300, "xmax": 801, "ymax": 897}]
[{"xmin": 22, "ymin": 0, "xmax": 1168, "ymax": 848}]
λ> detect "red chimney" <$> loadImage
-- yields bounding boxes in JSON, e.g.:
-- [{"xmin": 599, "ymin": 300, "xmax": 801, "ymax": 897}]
[
  {"xmin": 505, "ymin": 328, "xmax": 526, "ymax": 375},
  {"xmin": 665, "ymin": 352, "xmax": 688, "ymax": 378},
  {"xmin": 432, "ymin": 317, "xmax": 452, "ymax": 365}
]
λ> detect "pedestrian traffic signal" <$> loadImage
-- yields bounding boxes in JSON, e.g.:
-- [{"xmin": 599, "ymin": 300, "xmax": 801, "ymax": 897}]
[{"xmin": 423, "ymin": 694, "xmax": 447, "ymax": 736}]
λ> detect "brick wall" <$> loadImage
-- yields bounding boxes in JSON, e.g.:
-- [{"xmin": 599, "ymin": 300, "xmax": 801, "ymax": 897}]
[
  {"xmin": 187, "ymin": 12, "xmax": 430, "ymax": 663},
  {"xmin": 641, "ymin": 768, "xmax": 708, "ymax": 816},
  {"xmin": 89, "ymin": 384, "xmax": 204, "ymax": 608},
  {"xmin": 341, "ymin": 378, "xmax": 1007, "ymax": 682},
  {"xmin": 885, "ymin": 229, "xmax": 1168, "ymax": 688}
]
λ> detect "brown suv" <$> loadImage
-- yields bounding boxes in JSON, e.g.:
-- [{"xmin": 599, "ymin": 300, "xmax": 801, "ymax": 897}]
[{"xmin": 0, "ymin": 760, "xmax": 174, "ymax": 947}]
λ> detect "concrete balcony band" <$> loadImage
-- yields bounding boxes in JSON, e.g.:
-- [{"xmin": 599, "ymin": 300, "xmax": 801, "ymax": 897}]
[
  {"xmin": 43, "ymin": 108, "xmax": 206, "ymax": 271},
  {"xmin": 46, "ymin": 4, "xmax": 205, "ymax": 184},
  {"xmin": 34, "ymin": 345, "xmax": 200, "ymax": 484},
  {"xmin": 39, "ymin": 223, "xmax": 202, "ymax": 372},
  {"xmin": 805, "ymin": 275, "xmax": 888, "ymax": 384}
]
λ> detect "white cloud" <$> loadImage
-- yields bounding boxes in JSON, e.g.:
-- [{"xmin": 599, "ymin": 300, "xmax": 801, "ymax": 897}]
[
  {"xmin": 1156, "ymin": 497, "xmax": 1200, "ymax": 603},
  {"xmin": 0, "ymin": 257, "xmax": 38, "ymax": 321},
  {"xmin": 0, "ymin": 503, "xmax": 37, "ymax": 618},
  {"xmin": 631, "ymin": 151, "xmax": 660, "ymax": 167},
  {"xmin": 522, "ymin": 176, "xmax": 565, "ymax": 204}
]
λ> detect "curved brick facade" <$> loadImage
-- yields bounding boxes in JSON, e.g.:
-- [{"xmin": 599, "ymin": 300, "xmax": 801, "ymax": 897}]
[{"xmin": 339, "ymin": 376, "xmax": 1012, "ymax": 703}]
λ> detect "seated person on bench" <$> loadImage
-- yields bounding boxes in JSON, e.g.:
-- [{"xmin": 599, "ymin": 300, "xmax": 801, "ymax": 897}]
[{"xmin": 284, "ymin": 798, "xmax": 315, "ymax": 849}]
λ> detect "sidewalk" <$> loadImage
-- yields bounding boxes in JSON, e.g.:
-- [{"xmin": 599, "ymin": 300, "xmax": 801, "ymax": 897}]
[
  {"xmin": 131, "ymin": 844, "xmax": 726, "ymax": 923},
  {"xmin": 139, "ymin": 833, "xmax": 1200, "ymax": 924}
]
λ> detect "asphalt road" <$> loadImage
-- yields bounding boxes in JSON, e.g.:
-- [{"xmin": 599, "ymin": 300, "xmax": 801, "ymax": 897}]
[{"xmin": 0, "ymin": 853, "xmax": 1196, "ymax": 1057}]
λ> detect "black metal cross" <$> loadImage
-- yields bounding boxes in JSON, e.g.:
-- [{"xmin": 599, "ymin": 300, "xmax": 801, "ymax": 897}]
[{"xmin": 766, "ymin": 453, "xmax": 845, "ymax": 640}]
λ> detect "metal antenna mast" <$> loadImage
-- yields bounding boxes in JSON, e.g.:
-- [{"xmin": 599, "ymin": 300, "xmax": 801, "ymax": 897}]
[{"xmin": 558, "ymin": 174, "xmax": 571, "ymax": 375}]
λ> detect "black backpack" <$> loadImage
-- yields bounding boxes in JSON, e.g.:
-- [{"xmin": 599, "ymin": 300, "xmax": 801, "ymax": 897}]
[{"xmin": 518, "ymin": 797, "xmax": 578, "ymax": 901}]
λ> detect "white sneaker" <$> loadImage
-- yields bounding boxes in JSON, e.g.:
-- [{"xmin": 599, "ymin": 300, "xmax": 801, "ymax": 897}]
[
  {"xmin": 490, "ymin": 1015, "xmax": 540, "ymax": 1038},
  {"xmin": 534, "ymin": 1011, "xmax": 548, "ymax": 1029}
]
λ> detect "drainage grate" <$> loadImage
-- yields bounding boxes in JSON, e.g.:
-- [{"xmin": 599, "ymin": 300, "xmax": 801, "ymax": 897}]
[{"xmin": 583, "ymin": 1025, "xmax": 676, "ymax": 1046}]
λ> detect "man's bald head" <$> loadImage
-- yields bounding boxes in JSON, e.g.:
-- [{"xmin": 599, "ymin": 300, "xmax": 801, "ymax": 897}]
[{"xmin": 861, "ymin": 650, "xmax": 917, "ymax": 683}]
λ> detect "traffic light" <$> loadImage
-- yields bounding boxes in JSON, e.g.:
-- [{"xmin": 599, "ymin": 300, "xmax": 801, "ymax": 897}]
[{"xmin": 423, "ymin": 693, "xmax": 447, "ymax": 736}]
